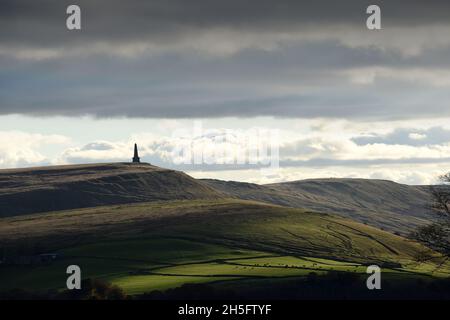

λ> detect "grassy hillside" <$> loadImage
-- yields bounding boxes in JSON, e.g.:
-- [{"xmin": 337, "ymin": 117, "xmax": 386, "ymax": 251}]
[
  {"xmin": 0, "ymin": 162, "xmax": 437, "ymax": 235},
  {"xmin": 202, "ymin": 178, "xmax": 436, "ymax": 235},
  {"xmin": 1, "ymin": 199, "xmax": 447, "ymax": 295},
  {"xmin": 0, "ymin": 163, "xmax": 223, "ymax": 217},
  {"xmin": 0, "ymin": 163, "xmax": 447, "ymax": 298}
]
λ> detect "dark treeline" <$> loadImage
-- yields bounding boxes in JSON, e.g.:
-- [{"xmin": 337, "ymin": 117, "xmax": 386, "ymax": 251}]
[{"xmin": 139, "ymin": 272, "xmax": 450, "ymax": 300}]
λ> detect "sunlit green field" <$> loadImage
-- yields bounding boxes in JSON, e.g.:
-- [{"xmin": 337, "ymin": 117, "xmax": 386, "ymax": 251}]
[{"xmin": 1, "ymin": 237, "xmax": 449, "ymax": 295}]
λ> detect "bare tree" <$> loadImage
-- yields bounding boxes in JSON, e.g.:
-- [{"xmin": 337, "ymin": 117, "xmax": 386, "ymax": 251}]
[
  {"xmin": 413, "ymin": 174, "xmax": 450, "ymax": 259},
  {"xmin": 430, "ymin": 173, "xmax": 450, "ymax": 216}
]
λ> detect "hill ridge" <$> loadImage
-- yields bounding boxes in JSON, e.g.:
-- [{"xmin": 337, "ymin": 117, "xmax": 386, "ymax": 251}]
[
  {"xmin": 0, "ymin": 162, "xmax": 439, "ymax": 235},
  {"xmin": 201, "ymin": 177, "xmax": 436, "ymax": 234},
  {"xmin": 0, "ymin": 162, "xmax": 224, "ymax": 217}
]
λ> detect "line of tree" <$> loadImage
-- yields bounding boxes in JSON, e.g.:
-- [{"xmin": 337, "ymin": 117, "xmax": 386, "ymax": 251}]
[{"xmin": 414, "ymin": 173, "xmax": 450, "ymax": 261}]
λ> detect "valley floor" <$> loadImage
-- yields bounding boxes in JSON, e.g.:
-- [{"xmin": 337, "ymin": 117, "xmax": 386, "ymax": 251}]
[{"xmin": 1, "ymin": 199, "xmax": 449, "ymax": 299}]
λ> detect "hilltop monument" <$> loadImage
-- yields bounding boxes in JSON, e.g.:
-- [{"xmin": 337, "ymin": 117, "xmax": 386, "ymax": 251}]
[{"xmin": 132, "ymin": 143, "xmax": 140, "ymax": 163}]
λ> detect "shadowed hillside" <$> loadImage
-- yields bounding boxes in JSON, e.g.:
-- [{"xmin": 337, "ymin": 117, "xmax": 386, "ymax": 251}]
[
  {"xmin": 0, "ymin": 162, "xmax": 438, "ymax": 234},
  {"xmin": 0, "ymin": 198, "xmax": 423, "ymax": 261},
  {"xmin": 201, "ymin": 178, "xmax": 436, "ymax": 235},
  {"xmin": 0, "ymin": 163, "xmax": 223, "ymax": 217},
  {"xmin": 1, "ymin": 199, "xmax": 447, "ymax": 295}
]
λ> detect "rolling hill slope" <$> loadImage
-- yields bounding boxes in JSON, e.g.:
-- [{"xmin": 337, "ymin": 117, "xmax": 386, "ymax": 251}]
[
  {"xmin": 201, "ymin": 178, "xmax": 436, "ymax": 234},
  {"xmin": 0, "ymin": 163, "xmax": 223, "ymax": 217},
  {"xmin": 0, "ymin": 162, "xmax": 438, "ymax": 235},
  {"xmin": 0, "ymin": 199, "xmax": 423, "ymax": 261},
  {"xmin": 0, "ymin": 163, "xmax": 447, "ymax": 297},
  {"xmin": 1, "ymin": 199, "xmax": 447, "ymax": 295}
]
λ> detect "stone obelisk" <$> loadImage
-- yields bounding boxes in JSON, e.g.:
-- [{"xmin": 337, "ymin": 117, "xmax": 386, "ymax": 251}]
[{"xmin": 132, "ymin": 143, "xmax": 140, "ymax": 163}]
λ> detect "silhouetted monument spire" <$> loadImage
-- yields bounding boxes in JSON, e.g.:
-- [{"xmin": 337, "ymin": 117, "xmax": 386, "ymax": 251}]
[{"xmin": 132, "ymin": 143, "xmax": 140, "ymax": 163}]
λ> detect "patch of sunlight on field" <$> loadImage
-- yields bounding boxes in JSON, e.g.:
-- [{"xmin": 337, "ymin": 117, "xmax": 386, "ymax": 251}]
[
  {"xmin": 110, "ymin": 275, "xmax": 238, "ymax": 295},
  {"xmin": 156, "ymin": 261, "xmax": 318, "ymax": 278},
  {"xmin": 401, "ymin": 261, "xmax": 450, "ymax": 278},
  {"xmin": 301, "ymin": 257, "xmax": 361, "ymax": 266},
  {"xmin": 227, "ymin": 255, "xmax": 364, "ymax": 272}
]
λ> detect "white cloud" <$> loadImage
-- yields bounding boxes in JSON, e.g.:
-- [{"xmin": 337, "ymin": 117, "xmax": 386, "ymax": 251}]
[
  {"xmin": 0, "ymin": 131, "xmax": 70, "ymax": 168},
  {"xmin": 189, "ymin": 164, "xmax": 445, "ymax": 185},
  {"xmin": 281, "ymin": 136, "xmax": 450, "ymax": 162},
  {"xmin": 3, "ymin": 117, "xmax": 450, "ymax": 185},
  {"xmin": 409, "ymin": 133, "xmax": 427, "ymax": 140}
]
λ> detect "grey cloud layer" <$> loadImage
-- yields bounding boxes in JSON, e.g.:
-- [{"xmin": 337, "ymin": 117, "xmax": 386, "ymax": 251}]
[
  {"xmin": 2, "ymin": 0, "xmax": 450, "ymax": 44},
  {"xmin": 1, "ymin": 0, "xmax": 450, "ymax": 119},
  {"xmin": 353, "ymin": 127, "xmax": 450, "ymax": 146}
]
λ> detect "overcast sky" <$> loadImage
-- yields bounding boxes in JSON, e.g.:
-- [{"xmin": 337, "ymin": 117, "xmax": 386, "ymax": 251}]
[{"xmin": 1, "ymin": 0, "xmax": 450, "ymax": 184}]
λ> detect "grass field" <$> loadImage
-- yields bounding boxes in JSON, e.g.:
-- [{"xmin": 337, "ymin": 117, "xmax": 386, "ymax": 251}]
[{"xmin": 1, "ymin": 199, "xmax": 449, "ymax": 296}]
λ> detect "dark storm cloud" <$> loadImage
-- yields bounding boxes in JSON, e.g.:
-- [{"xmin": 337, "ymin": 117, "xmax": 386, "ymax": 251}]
[
  {"xmin": 1, "ymin": 0, "xmax": 450, "ymax": 119},
  {"xmin": 2, "ymin": 0, "xmax": 450, "ymax": 46}
]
